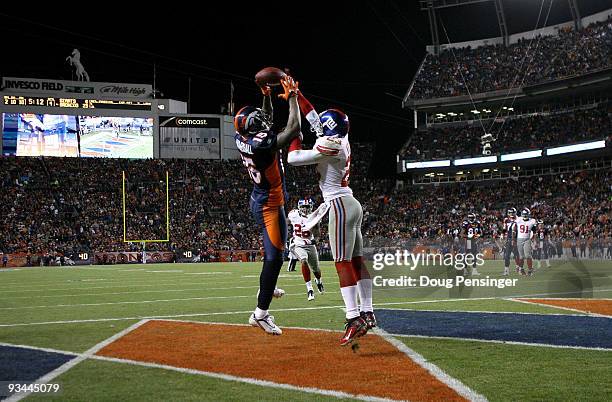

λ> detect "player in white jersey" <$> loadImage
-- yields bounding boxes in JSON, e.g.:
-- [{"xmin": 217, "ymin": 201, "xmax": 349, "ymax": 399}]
[
  {"xmin": 287, "ymin": 198, "xmax": 324, "ymax": 301},
  {"xmin": 516, "ymin": 208, "xmax": 537, "ymax": 276},
  {"xmin": 287, "ymin": 91, "xmax": 374, "ymax": 347}
]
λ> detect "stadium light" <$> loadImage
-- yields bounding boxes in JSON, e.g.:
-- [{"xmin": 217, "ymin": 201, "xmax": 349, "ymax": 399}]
[
  {"xmin": 404, "ymin": 160, "xmax": 451, "ymax": 169},
  {"xmin": 546, "ymin": 140, "xmax": 606, "ymax": 156},
  {"xmin": 453, "ymin": 156, "xmax": 498, "ymax": 166},
  {"xmin": 500, "ymin": 150, "xmax": 542, "ymax": 161}
]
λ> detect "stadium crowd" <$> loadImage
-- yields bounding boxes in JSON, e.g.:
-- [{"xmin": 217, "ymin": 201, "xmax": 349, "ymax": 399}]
[
  {"xmin": 409, "ymin": 16, "xmax": 612, "ymax": 99},
  {"xmin": 361, "ymin": 169, "xmax": 611, "ymax": 248},
  {"xmin": 401, "ymin": 105, "xmax": 611, "ymax": 160},
  {"xmin": 1, "ymin": 142, "xmax": 609, "ymax": 262}
]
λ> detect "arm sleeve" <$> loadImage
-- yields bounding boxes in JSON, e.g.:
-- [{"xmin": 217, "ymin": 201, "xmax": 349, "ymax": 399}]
[
  {"xmin": 287, "ymin": 149, "xmax": 327, "ymax": 166},
  {"xmin": 297, "ymin": 92, "xmax": 323, "ymax": 136}
]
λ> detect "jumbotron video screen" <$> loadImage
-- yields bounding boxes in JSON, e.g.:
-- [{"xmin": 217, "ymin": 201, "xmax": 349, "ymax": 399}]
[{"xmin": 2, "ymin": 113, "xmax": 153, "ymax": 158}]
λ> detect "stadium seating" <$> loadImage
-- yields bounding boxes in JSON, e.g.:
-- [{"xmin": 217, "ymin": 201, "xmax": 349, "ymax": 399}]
[
  {"xmin": 401, "ymin": 103, "xmax": 611, "ymax": 160},
  {"xmin": 1, "ymin": 143, "xmax": 609, "ymax": 259},
  {"xmin": 0, "ymin": 143, "xmax": 373, "ymax": 256},
  {"xmin": 408, "ymin": 17, "xmax": 612, "ymax": 100}
]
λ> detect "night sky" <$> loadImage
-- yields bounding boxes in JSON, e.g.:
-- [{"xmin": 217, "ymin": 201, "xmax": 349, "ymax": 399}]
[{"xmin": 1, "ymin": 0, "xmax": 610, "ymax": 174}]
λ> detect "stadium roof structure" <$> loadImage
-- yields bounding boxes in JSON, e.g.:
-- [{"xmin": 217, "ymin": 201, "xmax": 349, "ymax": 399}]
[{"xmin": 420, "ymin": 0, "xmax": 582, "ymax": 52}]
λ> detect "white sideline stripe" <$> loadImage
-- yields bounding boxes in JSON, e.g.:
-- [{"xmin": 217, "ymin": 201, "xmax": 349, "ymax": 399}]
[
  {"xmin": 0, "ymin": 293, "xmax": 306, "ymax": 311},
  {"xmin": 81, "ymin": 279, "xmax": 108, "ymax": 282},
  {"xmin": 375, "ymin": 328, "xmax": 488, "ymax": 402},
  {"xmin": 3, "ymin": 289, "xmax": 612, "ymax": 327},
  {"xmin": 119, "ymin": 269, "xmax": 146, "ymax": 271},
  {"xmin": 4, "ymin": 319, "xmax": 150, "ymax": 402},
  {"xmin": 387, "ymin": 332, "xmax": 612, "ymax": 352},
  {"xmin": 508, "ymin": 298, "xmax": 612, "ymax": 318},
  {"xmin": 184, "ymin": 272, "xmax": 233, "ymax": 275},
  {"xmin": 0, "ymin": 283, "xmax": 312, "ymax": 301}
]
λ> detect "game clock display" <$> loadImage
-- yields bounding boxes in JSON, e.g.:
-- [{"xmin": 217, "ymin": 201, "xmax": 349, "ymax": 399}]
[{"xmin": 3, "ymin": 95, "xmax": 151, "ymax": 110}]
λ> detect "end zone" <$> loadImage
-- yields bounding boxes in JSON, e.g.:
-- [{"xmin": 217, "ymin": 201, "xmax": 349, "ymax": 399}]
[{"xmin": 95, "ymin": 320, "xmax": 480, "ymax": 401}]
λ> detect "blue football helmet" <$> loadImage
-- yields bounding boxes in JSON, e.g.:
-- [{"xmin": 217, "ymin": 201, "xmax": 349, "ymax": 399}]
[
  {"xmin": 521, "ymin": 208, "xmax": 531, "ymax": 220},
  {"xmin": 298, "ymin": 198, "xmax": 314, "ymax": 216},
  {"xmin": 318, "ymin": 109, "xmax": 349, "ymax": 137}
]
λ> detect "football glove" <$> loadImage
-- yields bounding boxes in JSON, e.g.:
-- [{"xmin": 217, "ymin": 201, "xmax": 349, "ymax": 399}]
[
  {"xmin": 278, "ymin": 76, "xmax": 299, "ymax": 100},
  {"xmin": 260, "ymin": 85, "xmax": 272, "ymax": 96}
]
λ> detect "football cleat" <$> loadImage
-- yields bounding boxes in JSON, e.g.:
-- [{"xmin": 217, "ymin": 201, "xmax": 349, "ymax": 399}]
[
  {"xmin": 257, "ymin": 288, "xmax": 285, "ymax": 298},
  {"xmin": 527, "ymin": 269, "xmax": 534, "ymax": 276},
  {"xmin": 340, "ymin": 316, "xmax": 368, "ymax": 346},
  {"xmin": 249, "ymin": 313, "xmax": 282, "ymax": 335},
  {"xmin": 307, "ymin": 290, "xmax": 315, "ymax": 301},
  {"xmin": 519, "ymin": 268, "xmax": 527, "ymax": 276},
  {"xmin": 360, "ymin": 311, "xmax": 377, "ymax": 329},
  {"xmin": 471, "ymin": 268, "xmax": 481, "ymax": 276},
  {"xmin": 316, "ymin": 281, "xmax": 325, "ymax": 294},
  {"xmin": 502, "ymin": 267, "xmax": 510, "ymax": 276}
]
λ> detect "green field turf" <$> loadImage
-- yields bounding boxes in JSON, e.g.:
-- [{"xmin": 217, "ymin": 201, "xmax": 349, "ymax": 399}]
[{"xmin": 1, "ymin": 260, "xmax": 611, "ymax": 401}]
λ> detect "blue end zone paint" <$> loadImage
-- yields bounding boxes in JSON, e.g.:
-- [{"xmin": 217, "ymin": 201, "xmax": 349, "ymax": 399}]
[
  {"xmin": 377, "ymin": 309, "xmax": 612, "ymax": 349},
  {"xmin": 0, "ymin": 345, "xmax": 74, "ymax": 382}
]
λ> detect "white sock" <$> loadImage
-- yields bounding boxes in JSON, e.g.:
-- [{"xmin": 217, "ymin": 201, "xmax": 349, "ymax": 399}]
[
  {"xmin": 305, "ymin": 281, "xmax": 313, "ymax": 292},
  {"xmin": 254, "ymin": 307, "xmax": 267, "ymax": 319},
  {"xmin": 357, "ymin": 279, "xmax": 373, "ymax": 312},
  {"xmin": 546, "ymin": 259, "xmax": 550, "ymax": 266},
  {"xmin": 340, "ymin": 285, "xmax": 360, "ymax": 319}
]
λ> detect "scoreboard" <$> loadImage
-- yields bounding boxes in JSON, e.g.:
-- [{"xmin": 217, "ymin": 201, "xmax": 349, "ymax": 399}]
[
  {"xmin": 1, "ymin": 77, "xmax": 156, "ymax": 158},
  {"xmin": 3, "ymin": 95, "xmax": 151, "ymax": 111}
]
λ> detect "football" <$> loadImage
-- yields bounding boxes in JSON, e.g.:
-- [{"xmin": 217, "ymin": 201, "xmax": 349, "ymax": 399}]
[{"xmin": 255, "ymin": 66, "xmax": 286, "ymax": 87}]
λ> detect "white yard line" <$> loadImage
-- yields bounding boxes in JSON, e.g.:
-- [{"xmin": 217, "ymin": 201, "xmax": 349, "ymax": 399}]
[
  {"xmin": 374, "ymin": 328, "xmax": 488, "ymax": 401},
  {"xmin": 0, "ymin": 275, "xmax": 254, "ymax": 291},
  {"xmin": 0, "ymin": 283, "xmax": 310, "ymax": 301},
  {"xmin": 4, "ymin": 319, "xmax": 150, "ymax": 402},
  {"xmin": 91, "ymin": 354, "xmax": 399, "ymax": 402},
  {"xmin": 0, "ymin": 341, "xmax": 79, "ymax": 357},
  {"xmin": 0, "ymin": 293, "xmax": 305, "ymax": 311},
  {"xmin": 145, "ymin": 270, "xmax": 183, "ymax": 273},
  {"xmin": 0, "ymin": 277, "xmax": 298, "ymax": 294}
]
